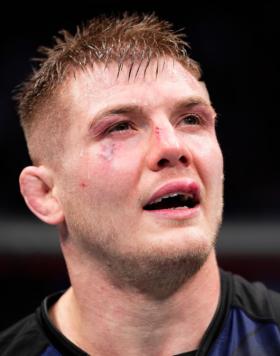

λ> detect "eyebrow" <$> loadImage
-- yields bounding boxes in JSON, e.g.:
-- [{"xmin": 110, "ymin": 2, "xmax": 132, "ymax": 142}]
[
  {"xmin": 88, "ymin": 96, "xmax": 216, "ymax": 130},
  {"xmin": 174, "ymin": 97, "xmax": 216, "ymax": 116}
]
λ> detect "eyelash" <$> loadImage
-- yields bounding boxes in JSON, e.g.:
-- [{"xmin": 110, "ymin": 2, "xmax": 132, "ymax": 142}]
[
  {"xmin": 106, "ymin": 121, "xmax": 135, "ymax": 134},
  {"xmin": 181, "ymin": 113, "xmax": 203, "ymax": 126}
]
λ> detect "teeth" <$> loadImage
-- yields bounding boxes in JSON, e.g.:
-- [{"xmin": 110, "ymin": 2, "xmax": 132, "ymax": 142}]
[{"xmin": 151, "ymin": 192, "xmax": 193, "ymax": 205}]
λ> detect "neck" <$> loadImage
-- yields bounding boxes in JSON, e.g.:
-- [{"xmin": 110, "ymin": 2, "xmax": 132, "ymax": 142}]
[{"xmin": 50, "ymin": 250, "xmax": 220, "ymax": 355}]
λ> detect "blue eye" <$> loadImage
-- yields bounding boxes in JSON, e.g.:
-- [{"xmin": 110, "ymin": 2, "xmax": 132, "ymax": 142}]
[{"xmin": 182, "ymin": 114, "xmax": 201, "ymax": 125}]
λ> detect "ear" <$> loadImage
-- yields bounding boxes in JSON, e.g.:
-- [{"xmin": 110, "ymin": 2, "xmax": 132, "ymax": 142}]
[{"xmin": 19, "ymin": 166, "xmax": 64, "ymax": 225}]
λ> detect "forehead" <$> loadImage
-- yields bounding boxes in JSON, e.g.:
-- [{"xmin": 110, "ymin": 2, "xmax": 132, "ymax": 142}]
[{"xmin": 62, "ymin": 58, "xmax": 211, "ymax": 118}]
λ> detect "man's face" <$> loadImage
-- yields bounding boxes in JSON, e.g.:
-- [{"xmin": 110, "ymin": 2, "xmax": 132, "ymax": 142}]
[{"xmin": 55, "ymin": 58, "xmax": 224, "ymax": 293}]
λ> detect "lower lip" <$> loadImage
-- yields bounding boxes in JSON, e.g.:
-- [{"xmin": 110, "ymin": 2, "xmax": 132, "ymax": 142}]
[{"xmin": 144, "ymin": 205, "xmax": 200, "ymax": 220}]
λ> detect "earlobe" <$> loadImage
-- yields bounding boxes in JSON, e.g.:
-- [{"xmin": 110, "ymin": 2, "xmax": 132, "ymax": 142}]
[{"xmin": 19, "ymin": 166, "xmax": 64, "ymax": 225}]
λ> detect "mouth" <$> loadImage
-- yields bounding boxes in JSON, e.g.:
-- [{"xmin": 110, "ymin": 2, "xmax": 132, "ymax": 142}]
[{"xmin": 143, "ymin": 181, "xmax": 200, "ymax": 212}]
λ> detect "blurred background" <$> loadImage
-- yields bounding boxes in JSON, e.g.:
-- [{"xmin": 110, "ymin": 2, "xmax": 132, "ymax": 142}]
[{"xmin": 1, "ymin": 2, "xmax": 279, "ymax": 330}]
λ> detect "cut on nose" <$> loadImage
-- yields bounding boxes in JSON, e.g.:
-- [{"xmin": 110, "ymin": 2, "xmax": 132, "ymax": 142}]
[{"xmin": 146, "ymin": 124, "xmax": 192, "ymax": 171}]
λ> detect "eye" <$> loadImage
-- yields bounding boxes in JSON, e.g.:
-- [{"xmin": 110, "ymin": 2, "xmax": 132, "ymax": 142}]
[
  {"xmin": 107, "ymin": 121, "xmax": 134, "ymax": 134},
  {"xmin": 182, "ymin": 114, "xmax": 201, "ymax": 125}
]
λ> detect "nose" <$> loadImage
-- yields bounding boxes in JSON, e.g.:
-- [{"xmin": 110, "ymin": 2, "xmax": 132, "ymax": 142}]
[{"xmin": 146, "ymin": 124, "xmax": 191, "ymax": 171}]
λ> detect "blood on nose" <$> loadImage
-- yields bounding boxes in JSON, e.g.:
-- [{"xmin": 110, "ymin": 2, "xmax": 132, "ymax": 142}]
[{"xmin": 154, "ymin": 126, "xmax": 179, "ymax": 148}]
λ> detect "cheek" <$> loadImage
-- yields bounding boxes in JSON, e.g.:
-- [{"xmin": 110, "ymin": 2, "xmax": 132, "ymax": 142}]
[
  {"xmin": 191, "ymin": 136, "xmax": 224, "ymax": 182},
  {"xmin": 203, "ymin": 145, "xmax": 224, "ymax": 203},
  {"xmin": 206, "ymin": 144, "xmax": 223, "ymax": 176},
  {"xmin": 98, "ymin": 142, "xmax": 119, "ymax": 162},
  {"xmin": 97, "ymin": 140, "xmax": 138, "ymax": 172},
  {"xmin": 78, "ymin": 138, "xmax": 143, "ymax": 195}
]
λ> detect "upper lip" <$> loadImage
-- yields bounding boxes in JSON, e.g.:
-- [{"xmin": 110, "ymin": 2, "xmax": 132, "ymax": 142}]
[{"xmin": 143, "ymin": 180, "xmax": 201, "ymax": 208}]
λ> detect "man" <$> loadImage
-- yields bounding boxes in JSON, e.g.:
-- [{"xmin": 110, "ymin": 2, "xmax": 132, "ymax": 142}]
[{"xmin": 1, "ymin": 13, "xmax": 280, "ymax": 356}]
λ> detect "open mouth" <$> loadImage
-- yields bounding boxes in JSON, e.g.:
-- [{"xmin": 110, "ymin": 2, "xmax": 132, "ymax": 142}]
[{"xmin": 143, "ymin": 192, "xmax": 199, "ymax": 211}]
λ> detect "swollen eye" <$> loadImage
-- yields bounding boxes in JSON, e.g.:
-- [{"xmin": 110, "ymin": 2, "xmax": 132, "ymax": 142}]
[
  {"xmin": 108, "ymin": 122, "xmax": 131, "ymax": 133},
  {"xmin": 183, "ymin": 114, "xmax": 200, "ymax": 125}
]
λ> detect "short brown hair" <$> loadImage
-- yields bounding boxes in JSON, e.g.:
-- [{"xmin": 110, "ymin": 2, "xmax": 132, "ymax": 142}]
[{"xmin": 15, "ymin": 13, "xmax": 201, "ymax": 165}]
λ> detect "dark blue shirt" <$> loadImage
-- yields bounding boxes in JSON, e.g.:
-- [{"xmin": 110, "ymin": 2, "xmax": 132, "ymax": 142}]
[{"xmin": 1, "ymin": 270, "xmax": 280, "ymax": 355}]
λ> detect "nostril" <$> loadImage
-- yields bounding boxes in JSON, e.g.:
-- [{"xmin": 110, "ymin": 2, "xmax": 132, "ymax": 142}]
[
  {"xmin": 158, "ymin": 158, "xmax": 169, "ymax": 168},
  {"xmin": 179, "ymin": 156, "xmax": 188, "ymax": 164},
  {"xmin": 157, "ymin": 155, "xmax": 188, "ymax": 168}
]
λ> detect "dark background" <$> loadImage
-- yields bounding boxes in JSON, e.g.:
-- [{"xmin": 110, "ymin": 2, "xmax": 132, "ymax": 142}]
[{"xmin": 1, "ymin": 2, "xmax": 280, "ymax": 330}]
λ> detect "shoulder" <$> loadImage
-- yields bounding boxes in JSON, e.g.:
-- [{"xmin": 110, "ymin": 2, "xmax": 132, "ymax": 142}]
[
  {"xmin": 223, "ymin": 270, "xmax": 280, "ymax": 325},
  {"xmin": 0, "ymin": 312, "xmax": 50, "ymax": 356}
]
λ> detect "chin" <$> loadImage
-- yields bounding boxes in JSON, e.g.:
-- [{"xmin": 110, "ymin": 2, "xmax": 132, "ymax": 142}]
[
  {"xmin": 145, "ymin": 224, "xmax": 216, "ymax": 252},
  {"xmin": 104, "ymin": 230, "xmax": 215, "ymax": 300}
]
